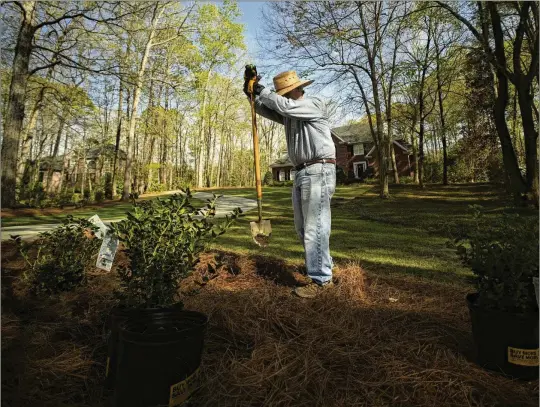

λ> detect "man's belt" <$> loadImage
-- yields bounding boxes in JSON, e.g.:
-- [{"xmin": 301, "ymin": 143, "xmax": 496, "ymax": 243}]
[{"xmin": 295, "ymin": 158, "xmax": 336, "ymax": 171}]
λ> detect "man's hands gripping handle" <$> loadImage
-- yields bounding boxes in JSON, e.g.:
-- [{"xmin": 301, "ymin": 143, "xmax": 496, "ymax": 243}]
[{"xmin": 243, "ymin": 64, "xmax": 265, "ymax": 97}]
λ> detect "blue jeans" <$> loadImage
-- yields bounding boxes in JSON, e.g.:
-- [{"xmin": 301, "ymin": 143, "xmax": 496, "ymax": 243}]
[{"xmin": 292, "ymin": 163, "xmax": 336, "ymax": 284}]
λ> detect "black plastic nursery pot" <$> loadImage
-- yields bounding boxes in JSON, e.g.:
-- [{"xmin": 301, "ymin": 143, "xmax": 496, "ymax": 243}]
[
  {"xmin": 467, "ymin": 293, "xmax": 539, "ymax": 380},
  {"xmin": 104, "ymin": 305, "xmax": 185, "ymax": 389},
  {"xmin": 113, "ymin": 310, "xmax": 208, "ymax": 407}
]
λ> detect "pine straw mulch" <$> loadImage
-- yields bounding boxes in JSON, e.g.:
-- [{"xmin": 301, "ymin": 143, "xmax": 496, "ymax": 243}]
[{"xmin": 1, "ymin": 242, "xmax": 538, "ymax": 407}]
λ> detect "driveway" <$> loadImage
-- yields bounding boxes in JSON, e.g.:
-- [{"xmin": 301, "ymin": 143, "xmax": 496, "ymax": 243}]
[{"xmin": 1, "ymin": 192, "xmax": 257, "ymax": 241}]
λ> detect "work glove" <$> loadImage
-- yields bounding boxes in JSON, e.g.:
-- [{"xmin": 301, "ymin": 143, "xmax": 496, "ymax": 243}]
[{"xmin": 243, "ymin": 64, "xmax": 265, "ymax": 97}]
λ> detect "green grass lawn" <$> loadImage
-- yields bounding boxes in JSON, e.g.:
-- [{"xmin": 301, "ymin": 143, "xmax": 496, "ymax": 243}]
[
  {"xmin": 4, "ymin": 183, "xmax": 536, "ymax": 287},
  {"xmin": 1, "ymin": 193, "xmax": 206, "ymax": 227},
  {"xmin": 208, "ymin": 183, "xmax": 538, "ymax": 286}
]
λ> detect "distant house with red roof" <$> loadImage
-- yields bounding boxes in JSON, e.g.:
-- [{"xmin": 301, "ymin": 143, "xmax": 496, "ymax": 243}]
[{"xmin": 269, "ymin": 123, "xmax": 415, "ymax": 182}]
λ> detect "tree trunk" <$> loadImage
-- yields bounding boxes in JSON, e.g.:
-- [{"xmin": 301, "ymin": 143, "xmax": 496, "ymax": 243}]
[
  {"xmin": 196, "ymin": 70, "xmax": 212, "ymax": 188},
  {"xmin": 510, "ymin": 2, "xmax": 538, "ymax": 203},
  {"xmin": 1, "ymin": 1, "xmax": 36, "ymax": 207},
  {"xmin": 418, "ymin": 107, "xmax": 426, "ymax": 189},
  {"xmin": 146, "ymin": 138, "xmax": 156, "ymax": 191},
  {"xmin": 17, "ymin": 86, "xmax": 44, "ymax": 185},
  {"xmin": 435, "ymin": 41, "xmax": 448, "ymax": 185},
  {"xmin": 81, "ymin": 129, "xmax": 87, "ymax": 199},
  {"xmin": 122, "ymin": 4, "xmax": 164, "ymax": 200},
  {"xmin": 487, "ymin": 3, "xmax": 527, "ymax": 200},
  {"xmin": 518, "ymin": 86, "xmax": 539, "ymax": 202},
  {"xmin": 46, "ymin": 114, "xmax": 66, "ymax": 193},
  {"xmin": 143, "ymin": 81, "xmax": 156, "ymax": 192},
  {"xmin": 111, "ymin": 77, "xmax": 124, "ymax": 199},
  {"xmin": 390, "ymin": 143, "xmax": 398, "ymax": 183},
  {"xmin": 372, "ymin": 77, "xmax": 387, "ymax": 196},
  {"xmin": 58, "ymin": 130, "xmax": 70, "ymax": 193},
  {"xmin": 417, "ymin": 16, "xmax": 432, "ymax": 189}
]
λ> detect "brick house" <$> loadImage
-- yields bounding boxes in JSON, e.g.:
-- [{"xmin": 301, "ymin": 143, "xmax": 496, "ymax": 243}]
[
  {"xmin": 269, "ymin": 122, "xmax": 415, "ymax": 182},
  {"xmin": 38, "ymin": 144, "xmax": 126, "ymax": 192}
]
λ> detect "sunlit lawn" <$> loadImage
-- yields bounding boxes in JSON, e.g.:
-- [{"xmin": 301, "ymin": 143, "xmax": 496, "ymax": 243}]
[
  {"xmin": 207, "ymin": 183, "xmax": 537, "ymax": 285},
  {"xmin": 1, "ymin": 193, "xmax": 205, "ymax": 227},
  {"xmin": 4, "ymin": 182, "xmax": 536, "ymax": 287}
]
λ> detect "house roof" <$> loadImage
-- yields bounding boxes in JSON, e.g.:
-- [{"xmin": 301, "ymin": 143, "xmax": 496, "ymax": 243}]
[
  {"xmin": 331, "ymin": 123, "xmax": 414, "ymax": 150},
  {"xmin": 269, "ymin": 125, "xmax": 414, "ymax": 167},
  {"xmin": 39, "ymin": 156, "xmax": 64, "ymax": 171},
  {"xmin": 40, "ymin": 144, "xmax": 127, "ymax": 171},
  {"xmin": 331, "ymin": 123, "xmax": 372, "ymax": 144},
  {"xmin": 86, "ymin": 144, "xmax": 127, "ymax": 160},
  {"xmin": 269, "ymin": 152, "xmax": 293, "ymax": 168}
]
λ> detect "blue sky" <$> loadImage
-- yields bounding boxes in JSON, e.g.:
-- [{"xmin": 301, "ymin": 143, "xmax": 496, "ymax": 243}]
[
  {"xmin": 238, "ymin": 1, "xmax": 265, "ymax": 61},
  {"xmin": 236, "ymin": 1, "xmax": 352, "ymax": 125}
]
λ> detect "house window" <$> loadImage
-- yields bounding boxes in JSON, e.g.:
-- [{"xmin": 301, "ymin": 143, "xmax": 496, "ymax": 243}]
[
  {"xmin": 353, "ymin": 143, "xmax": 364, "ymax": 156},
  {"xmin": 279, "ymin": 170, "xmax": 286, "ymax": 181},
  {"xmin": 353, "ymin": 162, "xmax": 367, "ymax": 178}
]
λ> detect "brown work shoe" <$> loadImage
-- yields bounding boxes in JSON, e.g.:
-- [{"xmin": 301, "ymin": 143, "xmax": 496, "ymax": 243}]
[{"xmin": 294, "ymin": 281, "xmax": 334, "ymax": 298}]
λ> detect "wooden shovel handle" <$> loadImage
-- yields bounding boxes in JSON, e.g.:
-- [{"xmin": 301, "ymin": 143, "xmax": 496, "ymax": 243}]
[{"xmin": 249, "ymin": 79, "xmax": 263, "ymax": 221}]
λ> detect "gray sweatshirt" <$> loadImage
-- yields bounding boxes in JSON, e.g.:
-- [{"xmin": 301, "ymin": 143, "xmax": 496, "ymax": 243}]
[{"xmin": 255, "ymin": 88, "xmax": 336, "ymax": 167}]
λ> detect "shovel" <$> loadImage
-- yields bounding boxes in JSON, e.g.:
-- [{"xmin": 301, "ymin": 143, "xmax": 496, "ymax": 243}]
[{"xmin": 247, "ymin": 75, "xmax": 272, "ymax": 247}]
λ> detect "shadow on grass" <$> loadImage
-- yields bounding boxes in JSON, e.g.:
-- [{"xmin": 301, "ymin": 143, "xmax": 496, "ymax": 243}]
[{"xmin": 212, "ymin": 212, "xmax": 472, "ymax": 286}]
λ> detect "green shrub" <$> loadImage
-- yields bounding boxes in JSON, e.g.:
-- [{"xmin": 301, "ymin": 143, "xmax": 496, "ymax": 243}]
[
  {"xmin": 273, "ymin": 180, "xmax": 294, "ymax": 187},
  {"xmin": 20, "ymin": 182, "xmax": 46, "ymax": 207},
  {"xmin": 104, "ymin": 173, "xmax": 114, "ymax": 199},
  {"xmin": 147, "ymin": 182, "xmax": 167, "ymax": 193},
  {"xmin": 109, "ymin": 189, "xmax": 241, "ymax": 308},
  {"xmin": 55, "ymin": 190, "xmax": 76, "ymax": 208},
  {"xmin": 399, "ymin": 176, "xmax": 416, "ymax": 185},
  {"xmin": 11, "ymin": 216, "xmax": 101, "ymax": 294},
  {"xmin": 336, "ymin": 166, "xmax": 347, "ymax": 185},
  {"xmin": 263, "ymin": 171, "xmax": 274, "ymax": 186},
  {"xmin": 95, "ymin": 190, "xmax": 105, "ymax": 203},
  {"xmin": 423, "ymin": 157, "xmax": 443, "ymax": 183},
  {"xmin": 454, "ymin": 206, "xmax": 539, "ymax": 313},
  {"xmin": 82, "ymin": 189, "xmax": 91, "ymax": 204}
]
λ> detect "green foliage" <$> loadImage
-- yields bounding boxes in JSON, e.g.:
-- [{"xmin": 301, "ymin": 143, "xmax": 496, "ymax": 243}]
[
  {"xmin": 336, "ymin": 166, "xmax": 347, "ymax": 185},
  {"xmin": 453, "ymin": 206, "xmax": 539, "ymax": 313},
  {"xmin": 263, "ymin": 171, "xmax": 274, "ymax": 186},
  {"xmin": 423, "ymin": 156, "xmax": 443, "ymax": 183},
  {"xmin": 94, "ymin": 190, "xmax": 105, "ymax": 203},
  {"xmin": 20, "ymin": 183, "xmax": 46, "ymax": 207},
  {"xmin": 195, "ymin": 1, "xmax": 246, "ymax": 67},
  {"xmin": 399, "ymin": 176, "xmax": 416, "ymax": 185},
  {"xmin": 273, "ymin": 180, "xmax": 294, "ymax": 187},
  {"xmin": 11, "ymin": 216, "xmax": 101, "ymax": 294},
  {"xmin": 60, "ymin": 191, "xmax": 79, "ymax": 208},
  {"xmin": 109, "ymin": 189, "xmax": 241, "ymax": 308},
  {"xmin": 147, "ymin": 182, "xmax": 167, "ymax": 193},
  {"xmin": 104, "ymin": 173, "xmax": 113, "ymax": 200}
]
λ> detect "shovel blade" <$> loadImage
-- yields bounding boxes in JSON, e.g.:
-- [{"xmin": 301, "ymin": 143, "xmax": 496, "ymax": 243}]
[{"xmin": 250, "ymin": 220, "xmax": 272, "ymax": 247}]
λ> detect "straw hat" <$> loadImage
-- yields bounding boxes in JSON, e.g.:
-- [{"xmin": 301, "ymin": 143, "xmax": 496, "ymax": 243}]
[{"xmin": 273, "ymin": 71, "xmax": 314, "ymax": 96}]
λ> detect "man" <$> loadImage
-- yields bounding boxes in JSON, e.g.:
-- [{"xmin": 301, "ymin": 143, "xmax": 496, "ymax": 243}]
[{"xmin": 244, "ymin": 66, "xmax": 336, "ymax": 298}]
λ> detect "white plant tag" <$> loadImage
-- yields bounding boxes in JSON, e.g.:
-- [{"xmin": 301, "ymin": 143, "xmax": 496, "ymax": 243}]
[
  {"xmin": 88, "ymin": 214, "xmax": 108, "ymax": 239},
  {"xmin": 96, "ymin": 233, "xmax": 119, "ymax": 272}
]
